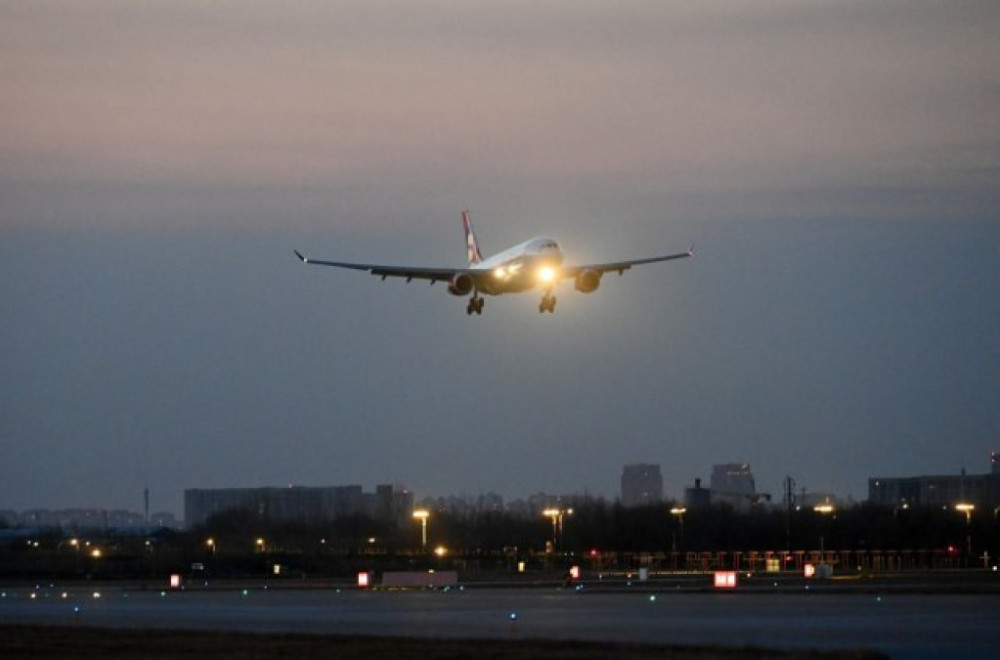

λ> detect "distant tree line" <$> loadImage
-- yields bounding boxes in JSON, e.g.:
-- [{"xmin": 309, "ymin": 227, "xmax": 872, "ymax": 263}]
[
  {"xmin": 1, "ymin": 501, "xmax": 996, "ymax": 579},
  {"xmin": 421, "ymin": 500, "xmax": 998, "ymax": 556}
]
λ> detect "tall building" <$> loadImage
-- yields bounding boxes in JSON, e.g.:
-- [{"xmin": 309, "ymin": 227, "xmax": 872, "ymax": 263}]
[
  {"xmin": 621, "ymin": 464, "xmax": 663, "ymax": 507},
  {"xmin": 710, "ymin": 463, "xmax": 756, "ymax": 512}
]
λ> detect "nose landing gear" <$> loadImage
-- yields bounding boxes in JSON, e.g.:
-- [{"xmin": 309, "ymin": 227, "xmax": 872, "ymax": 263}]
[{"xmin": 538, "ymin": 293, "xmax": 557, "ymax": 313}]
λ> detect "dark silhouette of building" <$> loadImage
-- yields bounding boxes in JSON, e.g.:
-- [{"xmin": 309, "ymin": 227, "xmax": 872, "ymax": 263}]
[
  {"xmin": 684, "ymin": 478, "xmax": 711, "ymax": 510},
  {"xmin": 869, "ymin": 458, "xmax": 1000, "ymax": 510},
  {"xmin": 184, "ymin": 484, "xmax": 413, "ymax": 528},
  {"xmin": 710, "ymin": 463, "xmax": 757, "ymax": 512},
  {"xmin": 870, "ymin": 473, "xmax": 960, "ymax": 507},
  {"xmin": 620, "ymin": 464, "xmax": 663, "ymax": 507}
]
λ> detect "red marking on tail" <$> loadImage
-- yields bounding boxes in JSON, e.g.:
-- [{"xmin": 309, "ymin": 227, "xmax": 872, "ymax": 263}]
[{"xmin": 463, "ymin": 210, "xmax": 483, "ymax": 265}]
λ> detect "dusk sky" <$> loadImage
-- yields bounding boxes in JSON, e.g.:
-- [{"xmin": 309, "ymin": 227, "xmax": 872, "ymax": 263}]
[{"xmin": 3, "ymin": 2, "xmax": 999, "ymax": 518}]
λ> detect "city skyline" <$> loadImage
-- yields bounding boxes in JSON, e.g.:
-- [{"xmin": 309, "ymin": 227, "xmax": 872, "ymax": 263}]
[
  {"xmin": 3, "ymin": 3, "xmax": 999, "ymax": 517},
  {"xmin": 4, "ymin": 450, "xmax": 998, "ymax": 524}
]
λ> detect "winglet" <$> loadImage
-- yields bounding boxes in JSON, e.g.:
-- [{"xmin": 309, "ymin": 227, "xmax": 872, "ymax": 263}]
[
  {"xmin": 294, "ymin": 250, "xmax": 309, "ymax": 263},
  {"xmin": 688, "ymin": 244, "xmax": 695, "ymax": 257}
]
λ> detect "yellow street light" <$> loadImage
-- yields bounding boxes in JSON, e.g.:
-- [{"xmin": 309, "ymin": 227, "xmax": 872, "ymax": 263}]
[
  {"xmin": 413, "ymin": 509, "xmax": 430, "ymax": 550},
  {"xmin": 955, "ymin": 502, "xmax": 975, "ymax": 522},
  {"xmin": 670, "ymin": 507, "xmax": 686, "ymax": 553},
  {"xmin": 255, "ymin": 537, "xmax": 265, "ymax": 552},
  {"xmin": 543, "ymin": 507, "xmax": 572, "ymax": 551},
  {"xmin": 813, "ymin": 502, "xmax": 836, "ymax": 556},
  {"xmin": 956, "ymin": 503, "xmax": 975, "ymax": 557}
]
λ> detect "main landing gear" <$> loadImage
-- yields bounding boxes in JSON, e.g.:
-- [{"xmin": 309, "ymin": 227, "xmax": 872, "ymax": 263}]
[
  {"xmin": 466, "ymin": 295, "xmax": 485, "ymax": 316},
  {"xmin": 538, "ymin": 293, "xmax": 557, "ymax": 313}
]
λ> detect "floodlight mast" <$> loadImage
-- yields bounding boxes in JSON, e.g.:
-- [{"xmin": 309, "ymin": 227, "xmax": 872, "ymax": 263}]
[
  {"xmin": 412, "ymin": 509, "xmax": 430, "ymax": 551},
  {"xmin": 543, "ymin": 507, "xmax": 573, "ymax": 551}
]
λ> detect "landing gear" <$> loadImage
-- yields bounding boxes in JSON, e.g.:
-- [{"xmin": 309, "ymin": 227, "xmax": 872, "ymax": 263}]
[
  {"xmin": 538, "ymin": 294, "xmax": 557, "ymax": 313},
  {"xmin": 466, "ymin": 295, "xmax": 485, "ymax": 316}
]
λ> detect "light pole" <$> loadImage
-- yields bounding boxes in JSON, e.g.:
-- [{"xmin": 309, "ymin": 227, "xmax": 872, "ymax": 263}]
[
  {"xmin": 670, "ymin": 507, "xmax": 686, "ymax": 554},
  {"xmin": 543, "ymin": 508, "xmax": 573, "ymax": 551},
  {"xmin": 813, "ymin": 503, "xmax": 835, "ymax": 557},
  {"xmin": 412, "ymin": 509, "xmax": 429, "ymax": 551},
  {"xmin": 955, "ymin": 502, "xmax": 974, "ymax": 523},
  {"xmin": 955, "ymin": 503, "xmax": 974, "ymax": 558},
  {"xmin": 206, "ymin": 538, "xmax": 217, "ymax": 557}
]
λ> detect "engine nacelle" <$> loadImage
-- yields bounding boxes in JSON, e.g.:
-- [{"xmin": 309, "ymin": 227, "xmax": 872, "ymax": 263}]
[
  {"xmin": 574, "ymin": 269, "xmax": 601, "ymax": 293},
  {"xmin": 448, "ymin": 273, "xmax": 474, "ymax": 296}
]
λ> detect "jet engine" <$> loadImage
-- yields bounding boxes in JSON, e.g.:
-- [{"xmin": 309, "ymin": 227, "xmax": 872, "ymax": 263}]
[
  {"xmin": 448, "ymin": 273, "xmax": 474, "ymax": 296},
  {"xmin": 574, "ymin": 269, "xmax": 601, "ymax": 293}
]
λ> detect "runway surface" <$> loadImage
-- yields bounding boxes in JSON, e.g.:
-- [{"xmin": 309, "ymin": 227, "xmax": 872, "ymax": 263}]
[{"xmin": 1, "ymin": 584, "xmax": 995, "ymax": 658}]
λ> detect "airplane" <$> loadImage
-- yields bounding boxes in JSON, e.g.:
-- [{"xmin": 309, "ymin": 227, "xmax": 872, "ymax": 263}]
[{"xmin": 294, "ymin": 210, "xmax": 693, "ymax": 315}]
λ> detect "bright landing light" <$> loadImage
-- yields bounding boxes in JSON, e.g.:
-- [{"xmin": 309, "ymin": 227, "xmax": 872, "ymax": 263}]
[{"xmin": 537, "ymin": 266, "xmax": 556, "ymax": 283}]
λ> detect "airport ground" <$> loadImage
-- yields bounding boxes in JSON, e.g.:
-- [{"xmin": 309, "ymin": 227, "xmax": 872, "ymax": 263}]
[
  {"xmin": 0, "ymin": 625, "xmax": 890, "ymax": 660},
  {"xmin": 4, "ymin": 506, "xmax": 997, "ymax": 657},
  {"xmin": 2, "ymin": 570, "xmax": 997, "ymax": 658}
]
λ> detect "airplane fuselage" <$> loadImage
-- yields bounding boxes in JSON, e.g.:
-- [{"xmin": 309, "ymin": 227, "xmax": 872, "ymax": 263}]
[{"xmin": 472, "ymin": 236, "xmax": 563, "ymax": 296}]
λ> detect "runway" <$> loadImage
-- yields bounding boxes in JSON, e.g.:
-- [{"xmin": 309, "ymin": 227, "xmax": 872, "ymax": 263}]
[{"xmin": 1, "ymin": 584, "xmax": 995, "ymax": 658}]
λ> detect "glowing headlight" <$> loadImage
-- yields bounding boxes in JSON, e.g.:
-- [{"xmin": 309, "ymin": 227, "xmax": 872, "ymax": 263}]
[
  {"xmin": 494, "ymin": 267, "xmax": 506, "ymax": 279},
  {"xmin": 537, "ymin": 266, "xmax": 556, "ymax": 283}
]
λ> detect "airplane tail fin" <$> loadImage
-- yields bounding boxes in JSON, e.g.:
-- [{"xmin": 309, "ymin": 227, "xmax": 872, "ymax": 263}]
[{"xmin": 462, "ymin": 209, "xmax": 484, "ymax": 265}]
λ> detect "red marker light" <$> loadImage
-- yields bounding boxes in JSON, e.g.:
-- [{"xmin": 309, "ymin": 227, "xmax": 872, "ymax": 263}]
[{"xmin": 714, "ymin": 571, "xmax": 738, "ymax": 589}]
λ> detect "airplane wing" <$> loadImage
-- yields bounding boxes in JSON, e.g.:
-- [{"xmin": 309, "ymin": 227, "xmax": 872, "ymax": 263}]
[
  {"xmin": 560, "ymin": 247, "xmax": 694, "ymax": 278},
  {"xmin": 294, "ymin": 250, "xmax": 463, "ymax": 284}
]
